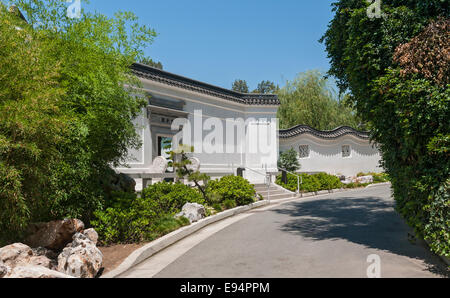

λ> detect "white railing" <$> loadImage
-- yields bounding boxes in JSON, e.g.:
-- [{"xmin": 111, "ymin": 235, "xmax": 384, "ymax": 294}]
[
  {"xmin": 239, "ymin": 166, "xmax": 273, "ymax": 201},
  {"xmin": 278, "ymin": 168, "xmax": 303, "ymax": 194}
]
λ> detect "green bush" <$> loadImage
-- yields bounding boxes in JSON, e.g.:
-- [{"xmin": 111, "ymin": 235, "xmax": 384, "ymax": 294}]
[
  {"xmin": 223, "ymin": 199, "xmax": 237, "ymax": 210},
  {"xmin": 343, "ymin": 183, "xmax": 370, "ymax": 189},
  {"xmin": 91, "ymin": 192, "xmax": 159, "ymax": 244},
  {"xmin": 206, "ymin": 176, "xmax": 256, "ymax": 207},
  {"xmin": 141, "ymin": 182, "xmax": 204, "ymax": 214},
  {"xmin": 276, "ymin": 173, "xmax": 332, "ymax": 193},
  {"xmin": 313, "ymin": 173, "xmax": 343, "ymax": 190},
  {"xmin": 92, "ymin": 182, "xmax": 204, "ymax": 245}
]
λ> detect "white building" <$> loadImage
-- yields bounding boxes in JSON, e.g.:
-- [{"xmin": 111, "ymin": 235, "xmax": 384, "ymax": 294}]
[
  {"xmin": 116, "ymin": 63, "xmax": 280, "ymax": 190},
  {"xmin": 117, "ymin": 64, "xmax": 382, "ymax": 190}
]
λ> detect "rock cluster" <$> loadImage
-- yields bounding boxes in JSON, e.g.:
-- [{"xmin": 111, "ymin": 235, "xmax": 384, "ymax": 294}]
[
  {"xmin": 340, "ymin": 175, "xmax": 374, "ymax": 185},
  {"xmin": 176, "ymin": 203, "xmax": 206, "ymax": 223},
  {"xmin": 0, "ymin": 220, "xmax": 102, "ymax": 279}
]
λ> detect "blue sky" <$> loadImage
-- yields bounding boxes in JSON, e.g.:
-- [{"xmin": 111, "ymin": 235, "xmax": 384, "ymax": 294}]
[{"xmin": 87, "ymin": 0, "xmax": 336, "ymax": 91}]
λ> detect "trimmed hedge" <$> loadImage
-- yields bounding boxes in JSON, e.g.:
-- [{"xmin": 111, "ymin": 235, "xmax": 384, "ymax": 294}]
[
  {"xmin": 276, "ymin": 173, "xmax": 343, "ymax": 193},
  {"xmin": 206, "ymin": 175, "xmax": 256, "ymax": 208}
]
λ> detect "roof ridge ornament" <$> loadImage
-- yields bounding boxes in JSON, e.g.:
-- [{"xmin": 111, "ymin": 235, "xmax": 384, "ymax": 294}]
[{"xmin": 279, "ymin": 125, "xmax": 370, "ymax": 140}]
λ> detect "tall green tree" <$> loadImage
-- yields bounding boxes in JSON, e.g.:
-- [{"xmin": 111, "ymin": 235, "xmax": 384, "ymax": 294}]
[
  {"xmin": 277, "ymin": 70, "xmax": 361, "ymax": 130},
  {"xmin": 252, "ymin": 80, "xmax": 279, "ymax": 94},
  {"xmin": 232, "ymin": 79, "xmax": 249, "ymax": 93},
  {"xmin": 321, "ymin": 1, "xmax": 449, "ymax": 256},
  {"xmin": 278, "ymin": 149, "xmax": 301, "ymax": 173},
  {"xmin": 0, "ymin": 0, "xmax": 156, "ymax": 242}
]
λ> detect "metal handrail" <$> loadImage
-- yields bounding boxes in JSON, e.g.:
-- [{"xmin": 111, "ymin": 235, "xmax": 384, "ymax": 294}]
[
  {"xmin": 241, "ymin": 166, "xmax": 267, "ymax": 178},
  {"xmin": 278, "ymin": 168, "xmax": 303, "ymax": 194},
  {"xmin": 239, "ymin": 166, "xmax": 272, "ymax": 201}
]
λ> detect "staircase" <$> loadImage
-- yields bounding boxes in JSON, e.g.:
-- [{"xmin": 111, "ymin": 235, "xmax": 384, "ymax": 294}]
[{"xmin": 254, "ymin": 184, "xmax": 297, "ymax": 201}]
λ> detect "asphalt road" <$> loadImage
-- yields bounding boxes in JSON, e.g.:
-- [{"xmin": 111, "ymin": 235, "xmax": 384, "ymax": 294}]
[{"xmin": 129, "ymin": 185, "xmax": 448, "ymax": 278}]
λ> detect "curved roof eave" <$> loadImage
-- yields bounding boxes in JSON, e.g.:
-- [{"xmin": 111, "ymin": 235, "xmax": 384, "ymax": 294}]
[{"xmin": 131, "ymin": 63, "xmax": 280, "ymax": 106}]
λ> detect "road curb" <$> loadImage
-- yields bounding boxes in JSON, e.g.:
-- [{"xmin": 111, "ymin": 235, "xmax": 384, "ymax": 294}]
[
  {"xmin": 101, "ymin": 200, "xmax": 270, "ymax": 278},
  {"xmin": 365, "ymin": 182, "xmax": 392, "ymax": 188}
]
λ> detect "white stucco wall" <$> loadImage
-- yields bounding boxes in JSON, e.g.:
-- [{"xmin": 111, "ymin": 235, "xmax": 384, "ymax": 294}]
[
  {"xmin": 117, "ymin": 77, "xmax": 279, "ymax": 186},
  {"xmin": 279, "ymin": 134, "xmax": 382, "ymax": 177}
]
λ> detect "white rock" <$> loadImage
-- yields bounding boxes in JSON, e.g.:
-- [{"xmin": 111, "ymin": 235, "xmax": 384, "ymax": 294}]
[
  {"xmin": 5, "ymin": 265, "xmax": 73, "ymax": 278},
  {"xmin": 82, "ymin": 229, "xmax": 99, "ymax": 245},
  {"xmin": 356, "ymin": 175, "xmax": 374, "ymax": 184},
  {"xmin": 0, "ymin": 263, "xmax": 11, "ymax": 278},
  {"xmin": 0, "ymin": 243, "xmax": 33, "ymax": 268},
  {"xmin": 176, "ymin": 203, "xmax": 206, "ymax": 223},
  {"xmin": 57, "ymin": 233, "xmax": 103, "ymax": 278}
]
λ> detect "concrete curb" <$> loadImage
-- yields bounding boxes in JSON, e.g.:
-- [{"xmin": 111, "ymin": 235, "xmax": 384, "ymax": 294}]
[
  {"xmin": 102, "ymin": 200, "xmax": 270, "ymax": 278},
  {"xmin": 365, "ymin": 182, "xmax": 392, "ymax": 188}
]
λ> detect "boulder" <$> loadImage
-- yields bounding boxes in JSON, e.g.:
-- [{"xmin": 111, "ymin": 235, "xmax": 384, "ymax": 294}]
[
  {"xmin": 25, "ymin": 219, "xmax": 85, "ymax": 251},
  {"xmin": 32, "ymin": 247, "xmax": 58, "ymax": 260},
  {"xmin": 176, "ymin": 203, "xmax": 206, "ymax": 223},
  {"xmin": 30, "ymin": 256, "xmax": 55, "ymax": 270},
  {"xmin": 4, "ymin": 265, "xmax": 73, "ymax": 279},
  {"xmin": 57, "ymin": 233, "xmax": 103, "ymax": 278},
  {"xmin": 0, "ymin": 263, "xmax": 10, "ymax": 278},
  {"xmin": 82, "ymin": 229, "xmax": 98, "ymax": 245},
  {"xmin": 0, "ymin": 243, "xmax": 33, "ymax": 268},
  {"xmin": 0, "ymin": 243, "xmax": 59, "ymax": 272}
]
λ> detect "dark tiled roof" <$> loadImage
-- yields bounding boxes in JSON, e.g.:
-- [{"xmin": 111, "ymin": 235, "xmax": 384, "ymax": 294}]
[
  {"xmin": 279, "ymin": 125, "xmax": 370, "ymax": 140},
  {"xmin": 131, "ymin": 63, "xmax": 280, "ymax": 106}
]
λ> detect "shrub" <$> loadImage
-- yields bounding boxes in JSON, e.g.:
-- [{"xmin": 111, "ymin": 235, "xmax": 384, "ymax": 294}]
[
  {"xmin": 277, "ymin": 173, "xmax": 344, "ymax": 193},
  {"xmin": 276, "ymin": 173, "xmax": 321, "ymax": 193},
  {"xmin": 313, "ymin": 173, "xmax": 343, "ymax": 190},
  {"xmin": 343, "ymin": 183, "xmax": 370, "ymax": 189},
  {"xmin": 141, "ymin": 182, "xmax": 204, "ymax": 214},
  {"xmin": 206, "ymin": 176, "xmax": 256, "ymax": 207},
  {"xmin": 91, "ymin": 192, "xmax": 159, "ymax": 244},
  {"xmin": 92, "ymin": 182, "xmax": 204, "ymax": 245},
  {"xmin": 223, "ymin": 199, "xmax": 237, "ymax": 210}
]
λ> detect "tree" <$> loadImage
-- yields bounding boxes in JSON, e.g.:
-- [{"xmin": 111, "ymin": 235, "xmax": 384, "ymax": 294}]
[
  {"xmin": 0, "ymin": 0, "xmax": 156, "ymax": 242},
  {"xmin": 252, "ymin": 80, "xmax": 279, "ymax": 94},
  {"xmin": 321, "ymin": 1, "xmax": 449, "ymax": 256},
  {"xmin": 140, "ymin": 57, "xmax": 163, "ymax": 70},
  {"xmin": 278, "ymin": 148, "xmax": 301, "ymax": 173},
  {"xmin": 0, "ymin": 6, "xmax": 66, "ymax": 241},
  {"xmin": 232, "ymin": 79, "xmax": 249, "ymax": 93},
  {"xmin": 277, "ymin": 70, "xmax": 361, "ymax": 130}
]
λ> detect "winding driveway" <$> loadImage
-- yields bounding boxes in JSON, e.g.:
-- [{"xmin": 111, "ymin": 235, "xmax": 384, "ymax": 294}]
[{"xmin": 121, "ymin": 185, "xmax": 448, "ymax": 278}]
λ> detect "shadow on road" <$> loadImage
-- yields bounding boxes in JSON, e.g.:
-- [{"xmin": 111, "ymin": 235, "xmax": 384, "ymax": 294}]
[{"xmin": 271, "ymin": 195, "xmax": 448, "ymax": 277}]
